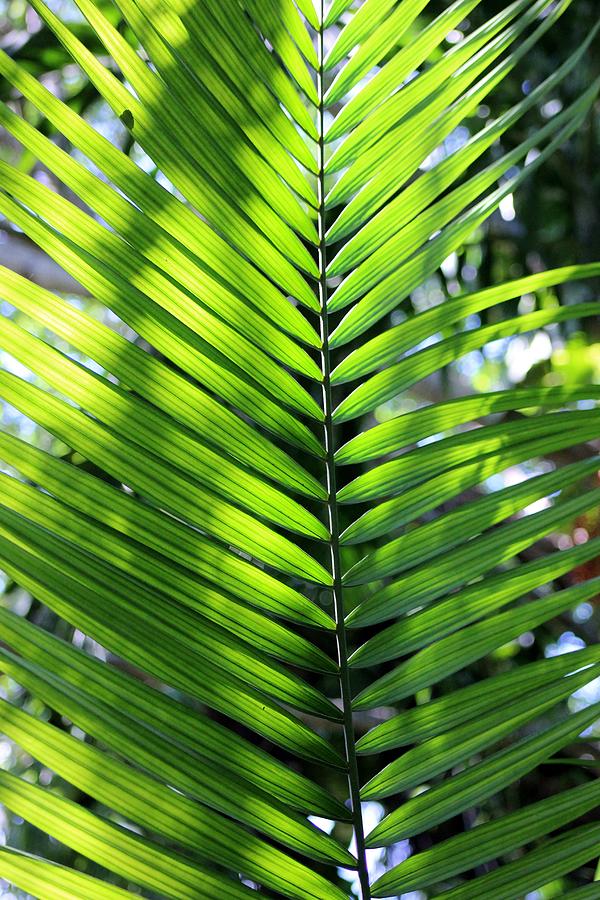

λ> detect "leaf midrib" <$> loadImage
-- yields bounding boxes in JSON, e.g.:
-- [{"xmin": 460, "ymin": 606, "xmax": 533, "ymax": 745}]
[{"xmin": 316, "ymin": 7, "xmax": 371, "ymax": 897}]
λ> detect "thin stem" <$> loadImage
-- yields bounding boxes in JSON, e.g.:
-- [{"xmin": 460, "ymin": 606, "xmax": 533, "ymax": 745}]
[{"xmin": 316, "ymin": 12, "xmax": 371, "ymax": 900}]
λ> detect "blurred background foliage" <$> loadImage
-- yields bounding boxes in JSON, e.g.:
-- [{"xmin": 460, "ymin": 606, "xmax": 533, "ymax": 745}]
[{"xmin": 0, "ymin": 0, "xmax": 598, "ymax": 897}]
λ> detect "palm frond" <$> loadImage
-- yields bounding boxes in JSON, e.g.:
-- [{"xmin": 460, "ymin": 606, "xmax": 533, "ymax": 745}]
[{"xmin": 0, "ymin": 0, "xmax": 598, "ymax": 897}]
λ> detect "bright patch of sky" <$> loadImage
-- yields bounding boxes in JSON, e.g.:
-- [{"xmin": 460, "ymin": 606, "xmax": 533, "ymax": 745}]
[{"xmin": 337, "ymin": 802, "xmax": 389, "ymax": 895}]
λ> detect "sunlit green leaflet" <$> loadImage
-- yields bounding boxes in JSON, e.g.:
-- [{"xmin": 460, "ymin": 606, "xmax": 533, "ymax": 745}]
[
  {"xmin": 371, "ymin": 783, "xmax": 600, "ymax": 895},
  {"xmin": 325, "ymin": 0, "xmax": 483, "ymax": 119},
  {"xmin": 340, "ymin": 416, "xmax": 600, "ymax": 543},
  {"xmin": 352, "ymin": 579, "xmax": 600, "ymax": 708},
  {"xmin": 334, "ymin": 301, "xmax": 600, "ymax": 421},
  {"xmin": 324, "ymin": 0, "xmax": 396, "ymax": 67},
  {"xmin": 0, "ymin": 268, "xmax": 324, "ymax": 498},
  {"xmin": 159, "ymin": 0, "xmax": 316, "ymax": 153},
  {"xmin": 0, "ymin": 645, "xmax": 349, "ymax": 858},
  {"xmin": 343, "ymin": 458, "xmax": 600, "ymax": 586},
  {"xmin": 0, "ymin": 767, "xmax": 252, "ymax": 900},
  {"xmin": 0, "ymin": 472, "xmax": 334, "ymax": 672},
  {"xmin": 205, "ymin": 0, "xmax": 319, "ymax": 139},
  {"xmin": 28, "ymin": 0, "xmax": 319, "ymax": 293},
  {"xmin": 0, "ymin": 432, "xmax": 330, "ymax": 628},
  {"xmin": 129, "ymin": 0, "xmax": 319, "ymax": 196},
  {"xmin": 361, "ymin": 664, "xmax": 600, "ymax": 798},
  {"xmin": 324, "ymin": 0, "xmax": 434, "ymax": 105},
  {"xmin": 0, "ymin": 49, "xmax": 320, "ymax": 314},
  {"xmin": 327, "ymin": 26, "xmax": 599, "ymax": 277},
  {"xmin": 0, "ymin": 106, "xmax": 321, "ymax": 365},
  {"xmin": 0, "ymin": 527, "xmax": 340, "ymax": 763},
  {"xmin": 351, "ymin": 537, "xmax": 600, "ymax": 667},
  {"xmin": 0, "ymin": 1, "xmax": 599, "ymax": 898},
  {"xmin": 336, "ymin": 383, "xmax": 600, "ymax": 465},
  {"xmin": 325, "ymin": 0, "xmax": 564, "ymax": 182},
  {"xmin": 245, "ymin": 0, "xmax": 319, "ymax": 92},
  {"xmin": 0, "ymin": 166, "xmax": 322, "ymax": 419},
  {"xmin": 0, "ymin": 849, "xmax": 135, "ymax": 900},
  {"xmin": 365, "ymin": 700, "xmax": 600, "ymax": 845},
  {"xmin": 1, "ymin": 703, "xmax": 353, "ymax": 866},
  {"xmin": 357, "ymin": 646, "xmax": 600, "ymax": 753},
  {"xmin": 0, "ymin": 606, "xmax": 343, "ymax": 817},
  {"xmin": 337, "ymin": 410, "xmax": 599, "ymax": 502},
  {"xmin": 0, "ymin": 317, "xmax": 326, "ymax": 540},
  {"xmin": 432, "ymin": 825, "xmax": 600, "ymax": 900},
  {"xmin": 328, "ymin": 36, "xmax": 545, "ymax": 228},
  {"xmin": 332, "ymin": 264, "xmax": 600, "ymax": 385},
  {"xmin": 329, "ymin": 105, "xmax": 589, "ymax": 346},
  {"xmin": 346, "ymin": 482, "xmax": 600, "ymax": 627},
  {"xmin": 0, "ymin": 192, "xmax": 323, "ymax": 455}
]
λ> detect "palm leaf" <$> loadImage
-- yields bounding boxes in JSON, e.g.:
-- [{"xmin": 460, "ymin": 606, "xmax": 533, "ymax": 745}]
[{"xmin": 0, "ymin": 1, "xmax": 598, "ymax": 897}]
